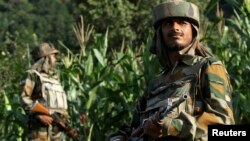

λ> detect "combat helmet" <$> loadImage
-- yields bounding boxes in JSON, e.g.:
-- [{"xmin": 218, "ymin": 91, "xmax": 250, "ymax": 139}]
[
  {"xmin": 150, "ymin": 0, "xmax": 200, "ymax": 54},
  {"xmin": 31, "ymin": 43, "xmax": 59, "ymax": 61},
  {"xmin": 153, "ymin": 0, "xmax": 200, "ymax": 29}
]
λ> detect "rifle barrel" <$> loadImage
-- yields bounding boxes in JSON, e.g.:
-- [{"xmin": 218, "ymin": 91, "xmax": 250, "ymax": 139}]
[{"xmin": 130, "ymin": 94, "xmax": 188, "ymax": 140}]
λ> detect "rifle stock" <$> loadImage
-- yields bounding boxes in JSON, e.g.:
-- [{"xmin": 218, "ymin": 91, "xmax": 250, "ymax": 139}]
[
  {"xmin": 31, "ymin": 102, "xmax": 83, "ymax": 141},
  {"xmin": 31, "ymin": 102, "xmax": 50, "ymax": 115}
]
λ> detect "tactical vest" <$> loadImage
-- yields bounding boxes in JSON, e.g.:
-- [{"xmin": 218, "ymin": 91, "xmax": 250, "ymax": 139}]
[
  {"xmin": 139, "ymin": 57, "xmax": 215, "ymax": 141},
  {"xmin": 29, "ymin": 70, "xmax": 68, "ymax": 112}
]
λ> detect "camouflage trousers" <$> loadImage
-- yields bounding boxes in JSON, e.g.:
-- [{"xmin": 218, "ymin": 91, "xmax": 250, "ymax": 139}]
[{"xmin": 28, "ymin": 125, "xmax": 66, "ymax": 141}]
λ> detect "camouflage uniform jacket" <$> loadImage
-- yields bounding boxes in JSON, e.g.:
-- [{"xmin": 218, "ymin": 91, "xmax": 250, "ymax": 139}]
[
  {"xmin": 20, "ymin": 69, "xmax": 68, "ymax": 140},
  {"xmin": 130, "ymin": 55, "xmax": 235, "ymax": 141}
]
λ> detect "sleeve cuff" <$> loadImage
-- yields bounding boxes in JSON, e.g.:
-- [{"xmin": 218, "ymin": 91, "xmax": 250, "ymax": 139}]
[{"xmin": 159, "ymin": 117, "xmax": 183, "ymax": 137}]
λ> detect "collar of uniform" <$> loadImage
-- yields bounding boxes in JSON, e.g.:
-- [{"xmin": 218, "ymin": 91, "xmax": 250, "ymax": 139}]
[
  {"xmin": 176, "ymin": 36, "xmax": 201, "ymax": 66},
  {"xmin": 177, "ymin": 41, "xmax": 198, "ymax": 66},
  {"xmin": 180, "ymin": 54, "xmax": 200, "ymax": 66}
]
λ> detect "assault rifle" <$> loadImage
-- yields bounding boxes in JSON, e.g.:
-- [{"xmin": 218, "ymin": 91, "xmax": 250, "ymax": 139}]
[
  {"xmin": 130, "ymin": 94, "xmax": 188, "ymax": 140},
  {"xmin": 31, "ymin": 102, "xmax": 83, "ymax": 141}
]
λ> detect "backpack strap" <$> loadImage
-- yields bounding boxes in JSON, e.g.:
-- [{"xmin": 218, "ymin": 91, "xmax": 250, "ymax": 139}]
[{"xmin": 194, "ymin": 56, "xmax": 225, "ymax": 115}]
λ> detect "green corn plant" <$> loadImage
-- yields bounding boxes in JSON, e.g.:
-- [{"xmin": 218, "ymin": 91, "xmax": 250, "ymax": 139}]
[
  {"xmin": 226, "ymin": 2, "xmax": 250, "ymax": 124},
  {"xmin": 58, "ymin": 15, "xmax": 161, "ymax": 140}
]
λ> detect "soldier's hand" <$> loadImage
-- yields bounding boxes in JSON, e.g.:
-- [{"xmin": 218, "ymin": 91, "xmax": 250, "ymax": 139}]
[
  {"xmin": 38, "ymin": 115, "xmax": 53, "ymax": 125},
  {"xmin": 143, "ymin": 119, "xmax": 163, "ymax": 139}
]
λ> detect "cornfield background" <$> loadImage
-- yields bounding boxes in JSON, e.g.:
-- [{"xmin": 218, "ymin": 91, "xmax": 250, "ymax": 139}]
[{"xmin": 0, "ymin": 0, "xmax": 250, "ymax": 140}]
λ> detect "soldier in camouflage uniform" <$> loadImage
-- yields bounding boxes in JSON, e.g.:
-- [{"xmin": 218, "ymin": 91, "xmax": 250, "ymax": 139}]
[
  {"xmin": 111, "ymin": 0, "xmax": 235, "ymax": 141},
  {"xmin": 20, "ymin": 43, "xmax": 69, "ymax": 141}
]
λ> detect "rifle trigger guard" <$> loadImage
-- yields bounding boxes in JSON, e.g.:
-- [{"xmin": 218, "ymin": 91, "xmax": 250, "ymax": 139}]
[{"xmin": 142, "ymin": 118, "xmax": 149, "ymax": 126}]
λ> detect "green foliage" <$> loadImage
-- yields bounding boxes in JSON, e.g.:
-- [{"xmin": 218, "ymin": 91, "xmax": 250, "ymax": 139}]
[
  {"xmin": 58, "ymin": 19, "xmax": 161, "ymax": 140},
  {"xmin": 76, "ymin": 0, "xmax": 168, "ymax": 47},
  {"xmin": 29, "ymin": 0, "xmax": 76, "ymax": 47},
  {"xmin": 226, "ymin": 4, "xmax": 250, "ymax": 124},
  {"xmin": 0, "ymin": 0, "xmax": 76, "ymax": 56},
  {"xmin": 0, "ymin": 0, "xmax": 250, "ymax": 140}
]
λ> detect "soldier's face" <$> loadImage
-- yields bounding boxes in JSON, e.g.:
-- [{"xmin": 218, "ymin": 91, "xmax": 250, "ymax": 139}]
[
  {"xmin": 49, "ymin": 53, "xmax": 57, "ymax": 68},
  {"xmin": 161, "ymin": 18, "xmax": 193, "ymax": 51}
]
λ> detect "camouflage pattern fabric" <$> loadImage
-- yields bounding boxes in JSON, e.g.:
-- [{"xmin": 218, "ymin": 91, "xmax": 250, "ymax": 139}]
[
  {"xmin": 153, "ymin": 0, "xmax": 200, "ymax": 28},
  {"xmin": 31, "ymin": 42, "xmax": 59, "ymax": 61},
  {"xmin": 20, "ymin": 66, "xmax": 67, "ymax": 141},
  {"xmin": 150, "ymin": 0, "xmax": 212, "ymax": 69},
  {"xmin": 130, "ymin": 55, "xmax": 235, "ymax": 141},
  {"xmin": 20, "ymin": 43, "xmax": 68, "ymax": 141},
  {"xmin": 129, "ymin": 0, "xmax": 234, "ymax": 141}
]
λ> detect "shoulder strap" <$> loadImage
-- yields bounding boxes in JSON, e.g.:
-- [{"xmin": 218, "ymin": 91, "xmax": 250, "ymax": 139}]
[
  {"xmin": 196, "ymin": 56, "xmax": 223, "ymax": 95},
  {"xmin": 27, "ymin": 69, "xmax": 58, "ymax": 84},
  {"xmin": 27, "ymin": 69, "xmax": 41, "ymax": 77}
]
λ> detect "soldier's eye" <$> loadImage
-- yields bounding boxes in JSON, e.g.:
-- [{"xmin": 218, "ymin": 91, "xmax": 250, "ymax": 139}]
[
  {"xmin": 162, "ymin": 21, "xmax": 172, "ymax": 26},
  {"xmin": 176, "ymin": 20, "xmax": 186, "ymax": 25}
]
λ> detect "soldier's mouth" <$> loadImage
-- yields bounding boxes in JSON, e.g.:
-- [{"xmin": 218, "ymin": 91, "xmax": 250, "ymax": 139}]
[{"xmin": 168, "ymin": 31, "xmax": 184, "ymax": 37}]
